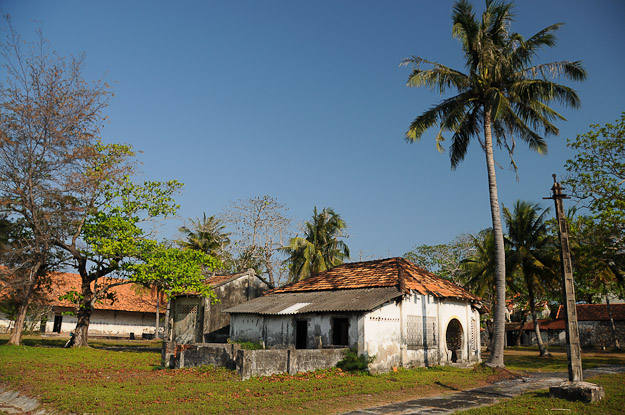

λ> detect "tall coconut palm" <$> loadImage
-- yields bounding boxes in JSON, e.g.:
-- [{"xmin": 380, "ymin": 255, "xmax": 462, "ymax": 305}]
[
  {"xmin": 402, "ymin": 0, "xmax": 586, "ymax": 367},
  {"xmin": 177, "ymin": 213, "xmax": 230, "ymax": 261},
  {"xmin": 283, "ymin": 207, "xmax": 350, "ymax": 282},
  {"xmin": 504, "ymin": 200, "xmax": 558, "ymax": 357}
]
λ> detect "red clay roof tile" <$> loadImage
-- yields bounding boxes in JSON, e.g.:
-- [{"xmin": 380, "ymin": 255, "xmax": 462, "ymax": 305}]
[
  {"xmin": 274, "ymin": 257, "xmax": 480, "ymax": 302},
  {"xmin": 556, "ymin": 303, "xmax": 625, "ymax": 321},
  {"xmin": 45, "ymin": 272, "xmax": 165, "ymax": 314}
]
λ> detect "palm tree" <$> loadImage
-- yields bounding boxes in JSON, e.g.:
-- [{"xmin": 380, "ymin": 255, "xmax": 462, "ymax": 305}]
[
  {"xmin": 462, "ymin": 228, "xmax": 515, "ymax": 350},
  {"xmin": 177, "ymin": 213, "xmax": 230, "ymax": 261},
  {"xmin": 401, "ymin": 0, "xmax": 586, "ymax": 367},
  {"xmin": 283, "ymin": 207, "xmax": 350, "ymax": 282},
  {"xmin": 504, "ymin": 200, "xmax": 558, "ymax": 357}
]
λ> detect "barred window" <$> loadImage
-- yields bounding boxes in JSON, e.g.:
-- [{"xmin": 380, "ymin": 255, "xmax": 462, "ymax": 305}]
[
  {"xmin": 407, "ymin": 315, "xmax": 437, "ymax": 350},
  {"xmin": 470, "ymin": 318, "xmax": 476, "ymax": 350}
]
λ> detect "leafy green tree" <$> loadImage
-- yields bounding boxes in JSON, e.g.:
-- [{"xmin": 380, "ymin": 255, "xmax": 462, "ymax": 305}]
[
  {"xmin": 401, "ymin": 0, "xmax": 586, "ymax": 367},
  {"xmin": 0, "ymin": 19, "xmax": 110, "ymax": 345},
  {"xmin": 404, "ymin": 233, "xmax": 475, "ymax": 284},
  {"xmin": 565, "ymin": 214, "xmax": 623, "ymax": 349},
  {"xmin": 504, "ymin": 201, "xmax": 558, "ymax": 357},
  {"xmin": 564, "ymin": 114, "xmax": 625, "ymax": 237},
  {"xmin": 55, "ymin": 143, "xmax": 219, "ymax": 347},
  {"xmin": 283, "ymin": 207, "xmax": 350, "ymax": 282},
  {"xmin": 563, "ymin": 115, "xmax": 624, "ymax": 349}
]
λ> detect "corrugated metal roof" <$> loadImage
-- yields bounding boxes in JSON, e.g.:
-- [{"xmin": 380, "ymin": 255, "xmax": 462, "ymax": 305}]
[{"xmin": 225, "ymin": 287, "xmax": 403, "ymax": 315}]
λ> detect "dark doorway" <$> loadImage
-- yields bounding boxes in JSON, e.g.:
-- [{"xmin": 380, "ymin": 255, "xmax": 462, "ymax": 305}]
[
  {"xmin": 53, "ymin": 315, "xmax": 62, "ymax": 333},
  {"xmin": 332, "ymin": 318, "xmax": 349, "ymax": 346},
  {"xmin": 295, "ymin": 320, "xmax": 308, "ymax": 349},
  {"xmin": 445, "ymin": 318, "xmax": 463, "ymax": 363}
]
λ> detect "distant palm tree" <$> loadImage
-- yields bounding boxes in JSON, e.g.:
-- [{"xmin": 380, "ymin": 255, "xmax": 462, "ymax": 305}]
[
  {"xmin": 504, "ymin": 200, "xmax": 558, "ymax": 357},
  {"xmin": 177, "ymin": 213, "xmax": 230, "ymax": 260},
  {"xmin": 401, "ymin": 0, "xmax": 586, "ymax": 367},
  {"xmin": 283, "ymin": 207, "xmax": 350, "ymax": 282}
]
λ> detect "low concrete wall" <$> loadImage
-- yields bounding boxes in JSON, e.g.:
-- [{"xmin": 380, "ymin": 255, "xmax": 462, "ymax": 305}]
[
  {"xmin": 163, "ymin": 342, "xmax": 240, "ymax": 369},
  {"xmin": 236, "ymin": 349, "xmax": 289, "ymax": 380},
  {"xmin": 236, "ymin": 348, "xmax": 348, "ymax": 380},
  {"xmin": 164, "ymin": 342, "xmax": 348, "ymax": 379}
]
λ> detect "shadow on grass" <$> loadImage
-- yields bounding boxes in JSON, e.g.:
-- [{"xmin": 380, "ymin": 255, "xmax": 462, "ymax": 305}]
[
  {"xmin": 434, "ymin": 381, "xmax": 461, "ymax": 391},
  {"xmin": 0, "ymin": 336, "xmax": 162, "ymax": 353}
]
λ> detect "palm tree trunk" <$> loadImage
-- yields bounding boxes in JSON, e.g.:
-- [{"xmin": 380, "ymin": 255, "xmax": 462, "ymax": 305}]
[
  {"xmin": 483, "ymin": 108, "xmax": 507, "ymax": 369},
  {"xmin": 528, "ymin": 293, "xmax": 551, "ymax": 357},
  {"xmin": 605, "ymin": 294, "xmax": 621, "ymax": 350},
  {"xmin": 515, "ymin": 313, "xmax": 527, "ymax": 346}
]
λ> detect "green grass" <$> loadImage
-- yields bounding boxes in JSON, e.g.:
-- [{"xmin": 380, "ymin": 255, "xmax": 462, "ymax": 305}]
[
  {"xmin": 0, "ymin": 338, "xmax": 496, "ymax": 414},
  {"xmin": 457, "ymin": 372, "xmax": 625, "ymax": 414},
  {"xmin": 1, "ymin": 339, "xmax": 624, "ymax": 414},
  {"xmin": 491, "ymin": 346, "xmax": 625, "ymax": 372}
]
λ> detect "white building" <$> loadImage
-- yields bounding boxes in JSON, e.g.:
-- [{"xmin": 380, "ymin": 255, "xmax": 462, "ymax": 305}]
[
  {"xmin": 226, "ymin": 257, "xmax": 482, "ymax": 373},
  {"xmin": 1, "ymin": 272, "xmax": 164, "ymax": 338}
]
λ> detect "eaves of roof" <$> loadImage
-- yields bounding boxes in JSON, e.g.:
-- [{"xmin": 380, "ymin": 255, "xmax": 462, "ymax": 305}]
[{"xmin": 225, "ymin": 286, "xmax": 403, "ymax": 315}]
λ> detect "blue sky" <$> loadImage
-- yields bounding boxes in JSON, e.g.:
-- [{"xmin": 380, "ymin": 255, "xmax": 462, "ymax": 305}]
[{"xmin": 3, "ymin": 0, "xmax": 625, "ymax": 260}]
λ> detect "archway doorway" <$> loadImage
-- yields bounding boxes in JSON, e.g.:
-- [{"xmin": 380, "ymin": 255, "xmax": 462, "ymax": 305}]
[{"xmin": 445, "ymin": 318, "xmax": 463, "ymax": 363}]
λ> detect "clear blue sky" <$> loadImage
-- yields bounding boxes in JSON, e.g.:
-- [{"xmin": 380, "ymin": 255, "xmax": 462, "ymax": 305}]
[{"xmin": 3, "ymin": 0, "xmax": 625, "ymax": 260}]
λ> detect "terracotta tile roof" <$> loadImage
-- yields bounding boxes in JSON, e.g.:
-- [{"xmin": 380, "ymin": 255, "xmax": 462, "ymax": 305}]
[
  {"xmin": 274, "ymin": 257, "xmax": 480, "ymax": 302},
  {"xmin": 45, "ymin": 272, "xmax": 165, "ymax": 314},
  {"xmin": 506, "ymin": 319, "xmax": 565, "ymax": 331},
  {"xmin": 205, "ymin": 269, "xmax": 268, "ymax": 289},
  {"xmin": 556, "ymin": 304, "xmax": 625, "ymax": 321}
]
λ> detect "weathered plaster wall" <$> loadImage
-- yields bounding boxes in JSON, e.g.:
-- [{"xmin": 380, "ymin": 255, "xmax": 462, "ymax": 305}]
[
  {"xmin": 44, "ymin": 309, "xmax": 162, "ymax": 336},
  {"xmin": 363, "ymin": 300, "xmax": 402, "ymax": 372},
  {"xmin": 0, "ymin": 313, "xmax": 12, "ymax": 333},
  {"xmin": 579, "ymin": 321, "xmax": 625, "ymax": 348},
  {"xmin": 203, "ymin": 275, "xmax": 269, "ymax": 342},
  {"xmin": 165, "ymin": 343, "xmax": 241, "ymax": 369},
  {"xmin": 363, "ymin": 293, "xmax": 480, "ymax": 372},
  {"xmin": 236, "ymin": 348, "xmax": 347, "ymax": 380},
  {"xmin": 230, "ymin": 313, "xmax": 360, "ymax": 350}
]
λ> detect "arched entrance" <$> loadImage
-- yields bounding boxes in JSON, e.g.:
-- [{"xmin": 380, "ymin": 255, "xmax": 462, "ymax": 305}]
[{"xmin": 445, "ymin": 318, "xmax": 464, "ymax": 363}]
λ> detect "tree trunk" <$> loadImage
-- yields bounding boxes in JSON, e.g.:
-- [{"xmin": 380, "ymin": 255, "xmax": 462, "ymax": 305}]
[
  {"xmin": 155, "ymin": 287, "xmax": 160, "ymax": 339},
  {"xmin": 483, "ymin": 109, "xmax": 507, "ymax": 369},
  {"xmin": 514, "ymin": 313, "xmax": 527, "ymax": 347},
  {"xmin": 7, "ymin": 282, "xmax": 35, "ymax": 346},
  {"xmin": 529, "ymin": 295, "xmax": 551, "ymax": 357},
  {"xmin": 71, "ymin": 276, "xmax": 94, "ymax": 348},
  {"xmin": 605, "ymin": 294, "xmax": 621, "ymax": 350}
]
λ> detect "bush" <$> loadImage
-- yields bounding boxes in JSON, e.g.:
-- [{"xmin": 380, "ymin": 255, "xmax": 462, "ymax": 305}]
[
  {"xmin": 336, "ymin": 346, "xmax": 375, "ymax": 372},
  {"xmin": 228, "ymin": 339, "xmax": 264, "ymax": 350}
]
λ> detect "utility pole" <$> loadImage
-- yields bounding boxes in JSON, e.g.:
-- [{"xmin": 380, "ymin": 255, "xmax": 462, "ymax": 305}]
[{"xmin": 545, "ymin": 174, "xmax": 583, "ymax": 382}]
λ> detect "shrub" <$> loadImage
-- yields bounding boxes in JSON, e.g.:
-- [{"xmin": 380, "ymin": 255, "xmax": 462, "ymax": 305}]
[
  {"xmin": 228, "ymin": 339, "xmax": 264, "ymax": 350},
  {"xmin": 336, "ymin": 346, "xmax": 375, "ymax": 372}
]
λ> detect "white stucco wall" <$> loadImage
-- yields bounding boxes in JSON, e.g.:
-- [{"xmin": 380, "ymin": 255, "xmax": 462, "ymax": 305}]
[
  {"xmin": 0, "ymin": 312, "xmax": 12, "ymax": 333},
  {"xmin": 363, "ymin": 293, "xmax": 480, "ymax": 372},
  {"xmin": 230, "ymin": 312, "xmax": 360, "ymax": 349},
  {"xmin": 44, "ymin": 309, "xmax": 163, "ymax": 336}
]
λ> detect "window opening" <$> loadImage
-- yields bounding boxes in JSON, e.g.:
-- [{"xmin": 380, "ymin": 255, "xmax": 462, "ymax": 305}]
[
  {"xmin": 332, "ymin": 317, "xmax": 349, "ymax": 346},
  {"xmin": 295, "ymin": 320, "xmax": 308, "ymax": 349}
]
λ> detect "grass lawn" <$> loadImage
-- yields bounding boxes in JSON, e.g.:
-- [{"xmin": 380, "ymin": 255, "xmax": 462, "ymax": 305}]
[
  {"xmin": 457, "ymin": 372, "xmax": 625, "ymax": 415},
  {"xmin": 1, "ymin": 336, "xmax": 624, "ymax": 414}
]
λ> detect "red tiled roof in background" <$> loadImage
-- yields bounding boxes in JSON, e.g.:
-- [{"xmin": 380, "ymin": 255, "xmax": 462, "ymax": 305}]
[
  {"xmin": 506, "ymin": 319, "xmax": 565, "ymax": 331},
  {"xmin": 274, "ymin": 257, "xmax": 480, "ymax": 302},
  {"xmin": 45, "ymin": 272, "xmax": 165, "ymax": 314},
  {"xmin": 556, "ymin": 303, "xmax": 625, "ymax": 321}
]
